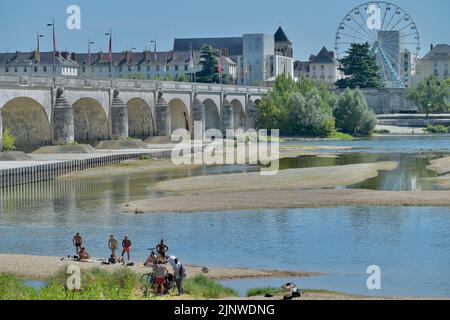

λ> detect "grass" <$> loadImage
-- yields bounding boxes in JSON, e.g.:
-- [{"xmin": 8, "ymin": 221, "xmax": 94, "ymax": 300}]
[
  {"xmin": 329, "ymin": 131, "xmax": 353, "ymax": 140},
  {"xmin": 247, "ymin": 287, "xmax": 284, "ymax": 297},
  {"xmin": 184, "ymin": 275, "xmax": 238, "ymax": 299},
  {"xmin": 0, "ymin": 270, "xmax": 238, "ymax": 300},
  {"xmin": 424, "ymin": 125, "xmax": 449, "ymax": 134}
]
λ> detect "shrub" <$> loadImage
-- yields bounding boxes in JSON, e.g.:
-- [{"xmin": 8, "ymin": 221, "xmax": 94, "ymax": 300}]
[
  {"xmin": 2, "ymin": 128, "xmax": 16, "ymax": 151},
  {"xmin": 424, "ymin": 125, "xmax": 449, "ymax": 134},
  {"xmin": 334, "ymin": 88, "xmax": 377, "ymax": 136},
  {"xmin": 373, "ymin": 129, "xmax": 391, "ymax": 134}
]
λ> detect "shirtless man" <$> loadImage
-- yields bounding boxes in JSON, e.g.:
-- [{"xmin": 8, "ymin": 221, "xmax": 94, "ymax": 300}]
[
  {"xmin": 156, "ymin": 239, "xmax": 169, "ymax": 259},
  {"xmin": 73, "ymin": 233, "xmax": 82, "ymax": 255},
  {"xmin": 108, "ymin": 235, "xmax": 119, "ymax": 257},
  {"xmin": 121, "ymin": 235, "xmax": 132, "ymax": 262}
]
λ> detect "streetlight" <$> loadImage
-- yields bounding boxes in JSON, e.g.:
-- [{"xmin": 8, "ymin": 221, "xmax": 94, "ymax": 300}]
[
  {"xmin": 47, "ymin": 19, "xmax": 56, "ymax": 76},
  {"xmin": 88, "ymin": 39, "xmax": 94, "ymax": 78}
]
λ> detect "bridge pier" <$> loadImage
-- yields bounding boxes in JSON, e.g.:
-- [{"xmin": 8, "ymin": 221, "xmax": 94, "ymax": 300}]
[
  {"xmin": 246, "ymin": 98, "xmax": 257, "ymax": 130},
  {"xmin": 110, "ymin": 89, "xmax": 129, "ymax": 140},
  {"xmin": 191, "ymin": 94, "xmax": 205, "ymax": 139},
  {"xmin": 52, "ymin": 88, "xmax": 75, "ymax": 145},
  {"xmin": 155, "ymin": 92, "xmax": 171, "ymax": 137},
  {"xmin": 221, "ymin": 96, "xmax": 234, "ymax": 135}
]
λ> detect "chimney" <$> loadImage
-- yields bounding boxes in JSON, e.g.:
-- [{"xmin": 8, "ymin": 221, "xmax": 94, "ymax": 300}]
[
  {"xmin": 125, "ymin": 50, "xmax": 130, "ymax": 62},
  {"xmin": 71, "ymin": 52, "xmax": 76, "ymax": 61},
  {"xmin": 143, "ymin": 50, "xmax": 149, "ymax": 61},
  {"xmin": 97, "ymin": 51, "xmax": 103, "ymax": 61},
  {"xmin": 431, "ymin": 44, "xmax": 434, "ymax": 51}
]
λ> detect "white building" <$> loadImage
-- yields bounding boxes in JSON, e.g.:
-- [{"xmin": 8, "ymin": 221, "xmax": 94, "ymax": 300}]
[
  {"xmin": 414, "ymin": 44, "xmax": 450, "ymax": 83},
  {"xmin": 295, "ymin": 47, "xmax": 343, "ymax": 87}
]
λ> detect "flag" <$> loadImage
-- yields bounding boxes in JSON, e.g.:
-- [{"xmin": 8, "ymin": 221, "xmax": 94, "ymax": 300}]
[
  {"xmin": 108, "ymin": 33, "xmax": 112, "ymax": 62},
  {"xmin": 35, "ymin": 34, "xmax": 41, "ymax": 63},
  {"xmin": 52, "ymin": 27, "xmax": 56, "ymax": 53},
  {"xmin": 188, "ymin": 49, "xmax": 194, "ymax": 69},
  {"xmin": 218, "ymin": 55, "xmax": 223, "ymax": 73}
]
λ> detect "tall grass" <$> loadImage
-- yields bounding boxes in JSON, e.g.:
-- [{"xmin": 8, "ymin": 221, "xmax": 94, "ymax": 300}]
[
  {"xmin": 184, "ymin": 275, "xmax": 238, "ymax": 299},
  {"xmin": 0, "ymin": 271, "xmax": 238, "ymax": 300}
]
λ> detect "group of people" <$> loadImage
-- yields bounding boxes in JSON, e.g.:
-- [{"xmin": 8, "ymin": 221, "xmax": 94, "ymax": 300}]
[{"xmin": 72, "ymin": 233, "xmax": 185, "ymax": 296}]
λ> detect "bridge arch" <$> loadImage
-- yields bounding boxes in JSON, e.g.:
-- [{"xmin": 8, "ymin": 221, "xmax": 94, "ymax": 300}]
[
  {"xmin": 126, "ymin": 98, "xmax": 154, "ymax": 139},
  {"xmin": 1, "ymin": 97, "xmax": 51, "ymax": 150},
  {"xmin": 168, "ymin": 98, "xmax": 190, "ymax": 134},
  {"xmin": 231, "ymin": 99, "xmax": 245, "ymax": 130},
  {"xmin": 203, "ymin": 99, "xmax": 220, "ymax": 131},
  {"xmin": 72, "ymin": 98, "xmax": 109, "ymax": 145}
]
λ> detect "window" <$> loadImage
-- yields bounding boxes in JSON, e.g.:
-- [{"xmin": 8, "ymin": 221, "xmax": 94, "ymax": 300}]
[
  {"xmin": 14, "ymin": 67, "xmax": 18, "ymax": 72},
  {"xmin": 43, "ymin": 66, "xmax": 47, "ymax": 72},
  {"xmin": 175, "ymin": 65, "xmax": 179, "ymax": 71},
  {"xmin": 82, "ymin": 67, "xmax": 86, "ymax": 73},
  {"xmin": 24, "ymin": 67, "xmax": 28, "ymax": 72},
  {"xmin": 119, "ymin": 66, "xmax": 122, "ymax": 72},
  {"xmin": 137, "ymin": 66, "xmax": 141, "ymax": 72},
  {"xmin": 156, "ymin": 65, "xmax": 160, "ymax": 71},
  {"xmin": 34, "ymin": 66, "xmax": 38, "ymax": 72},
  {"xmin": 184, "ymin": 64, "xmax": 188, "ymax": 71},
  {"xmin": 128, "ymin": 66, "xmax": 132, "ymax": 72},
  {"xmin": 5, "ymin": 67, "xmax": 9, "ymax": 73},
  {"xmin": 147, "ymin": 66, "xmax": 150, "ymax": 72}
]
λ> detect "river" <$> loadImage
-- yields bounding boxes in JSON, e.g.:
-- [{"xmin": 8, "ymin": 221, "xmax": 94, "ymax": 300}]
[{"xmin": 1, "ymin": 135, "xmax": 450, "ymax": 298}]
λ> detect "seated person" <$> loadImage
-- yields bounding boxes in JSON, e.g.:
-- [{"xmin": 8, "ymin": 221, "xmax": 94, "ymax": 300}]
[
  {"xmin": 78, "ymin": 247, "xmax": 91, "ymax": 262},
  {"xmin": 281, "ymin": 282, "xmax": 301, "ymax": 299},
  {"xmin": 144, "ymin": 251, "xmax": 157, "ymax": 267}
]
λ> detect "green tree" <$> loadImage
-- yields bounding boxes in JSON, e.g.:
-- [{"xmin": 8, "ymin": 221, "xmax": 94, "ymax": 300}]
[
  {"xmin": 336, "ymin": 43, "xmax": 383, "ymax": 89},
  {"xmin": 406, "ymin": 76, "xmax": 450, "ymax": 117},
  {"xmin": 334, "ymin": 88, "xmax": 377, "ymax": 136},
  {"xmin": 176, "ymin": 74, "xmax": 190, "ymax": 82},
  {"xmin": 288, "ymin": 91, "xmax": 335, "ymax": 136},
  {"xmin": 2, "ymin": 128, "xmax": 16, "ymax": 151},
  {"xmin": 196, "ymin": 45, "xmax": 221, "ymax": 84}
]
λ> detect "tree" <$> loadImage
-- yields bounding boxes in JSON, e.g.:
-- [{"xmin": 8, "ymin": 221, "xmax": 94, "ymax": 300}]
[
  {"xmin": 176, "ymin": 74, "xmax": 190, "ymax": 82},
  {"xmin": 336, "ymin": 43, "xmax": 383, "ymax": 89},
  {"xmin": 334, "ymin": 88, "xmax": 377, "ymax": 136},
  {"xmin": 196, "ymin": 45, "xmax": 221, "ymax": 84},
  {"xmin": 288, "ymin": 90, "xmax": 335, "ymax": 136},
  {"xmin": 406, "ymin": 76, "xmax": 450, "ymax": 117}
]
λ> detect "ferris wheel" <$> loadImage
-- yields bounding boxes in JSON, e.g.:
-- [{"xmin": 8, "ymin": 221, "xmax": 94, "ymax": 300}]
[{"xmin": 335, "ymin": 1, "xmax": 420, "ymax": 88}]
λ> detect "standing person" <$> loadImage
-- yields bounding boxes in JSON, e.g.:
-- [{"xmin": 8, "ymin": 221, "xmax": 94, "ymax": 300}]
[
  {"xmin": 156, "ymin": 239, "xmax": 169, "ymax": 259},
  {"xmin": 108, "ymin": 235, "xmax": 119, "ymax": 257},
  {"xmin": 154, "ymin": 261, "xmax": 168, "ymax": 296},
  {"xmin": 121, "ymin": 235, "xmax": 132, "ymax": 262},
  {"xmin": 174, "ymin": 258, "xmax": 185, "ymax": 295},
  {"xmin": 72, "ymin": 233, "xmax": 82, "ymax": 255}
]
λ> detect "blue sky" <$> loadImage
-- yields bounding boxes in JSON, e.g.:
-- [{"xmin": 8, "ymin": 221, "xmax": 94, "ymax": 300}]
[{"xmin": 0, "ymin": 0, "xmax": 448, "ymax": 60}]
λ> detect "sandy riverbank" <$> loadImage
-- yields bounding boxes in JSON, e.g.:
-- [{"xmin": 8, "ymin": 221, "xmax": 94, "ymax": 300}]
[
  {"xmin": 124, "ymin": 189, "xmax": 450, "ymax": 213},
  {"xmin": 0, "ymin": 254, "xmax": 318, "ymax": 281},
  {"xmin": 426, "ymin": 156, "xmax": 450, "ymax": 188},
  {"xmin": 149, "ymin": 162, "xmax": 398, "ymax": 194}
]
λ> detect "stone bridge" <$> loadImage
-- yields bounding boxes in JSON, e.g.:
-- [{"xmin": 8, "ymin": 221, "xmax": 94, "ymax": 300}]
[{"xmin": 0, "ymin": 75, "xmax": 268, "ymax": 150}]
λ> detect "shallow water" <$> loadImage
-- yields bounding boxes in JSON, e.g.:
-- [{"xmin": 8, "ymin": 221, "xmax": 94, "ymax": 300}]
[{"xmin": 1, "ymin": 136, "xmax": 450, "ymax": 298}]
